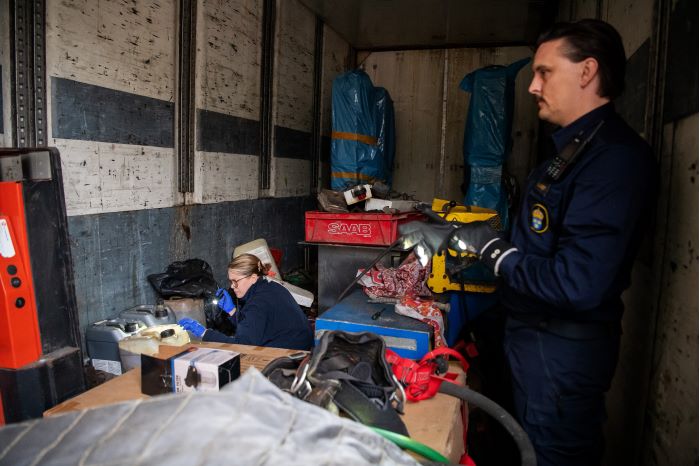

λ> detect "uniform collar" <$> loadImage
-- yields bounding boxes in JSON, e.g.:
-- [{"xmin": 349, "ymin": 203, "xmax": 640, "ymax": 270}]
[
  {"xmin": 551, "ymin": 102, "xmax": 615, "ymax": 153},
  {"xmin": 240, "ymin": 276, "xmax": 263, "ymax": 302}
]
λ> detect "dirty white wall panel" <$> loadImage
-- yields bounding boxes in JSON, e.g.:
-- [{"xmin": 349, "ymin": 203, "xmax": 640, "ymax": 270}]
[
  {"xmin": 444, "ymin": 47, "xmax": 537, "ymax": 202},
  {"xmin": 272, "ymin": 158, "xmax": 311, "ymax": 197},
  {"xmin": 364, "ymin": 49, "xmax": 445, "ymax": 202},
  {"xmin": 561, "ymin": 0, "xmax": 653, "ymax": 59},
  {"xmin": 46, "ymin": 0, "xmax": 177, "ymax": 215},
  {"xmin": 195, "ymin": 0, "xmax": 261, "ymax": 117},
  {"xmin": 194, "ymin": 0, "xmax": 263, "ymax": 204},
  {"xmin": 269, "ymin": 0, "xmax": 314, "ymax": 197},
  {"xmin": 55, "ymin": 139, "xmax": 177, "ymax": 216},
  {"xmin": 643, "ymin": 114, "xmax": 699, "ymax": 466},
  {"xmin": 321, "ymin": 25, "xmax": 350, "ymax": 136},
  {"xmin": 318, "ymin": 25, "xmax": 350, "ymax": 189},
  {"xmin": 603, "ymin": 0, "xmax": 653, "ymax": 56},
  {"xmin": 194, "ymin": 151, "xmax": 259, "ymax": 203},
  {"xmin": 273, "ymin": 0, "xmax": 314, "ymax": 133},
  {"xmin": 46, "ymin": 0, "xmax": 175, "ymax": 101}
]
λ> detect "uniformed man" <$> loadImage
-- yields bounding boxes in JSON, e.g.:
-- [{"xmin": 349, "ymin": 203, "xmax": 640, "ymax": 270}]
[{"xmin": 402, "ymin": 19, "xmax": 656, "ymax": 466}]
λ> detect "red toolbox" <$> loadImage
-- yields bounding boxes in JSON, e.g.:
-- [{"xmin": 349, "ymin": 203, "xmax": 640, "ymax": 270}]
[{"xmin": 305, "ymin": 211, "xmax": 425, "ymax": 246}]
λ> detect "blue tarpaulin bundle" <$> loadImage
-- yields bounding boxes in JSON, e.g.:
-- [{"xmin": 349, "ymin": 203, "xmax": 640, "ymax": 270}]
[
  {"xmin": 331, "ymin": 70, "xmax": 395, "ymax": 191},
  {"xmin": 460, "ymin": 57, "xmax": 530, "ymax": 228}
]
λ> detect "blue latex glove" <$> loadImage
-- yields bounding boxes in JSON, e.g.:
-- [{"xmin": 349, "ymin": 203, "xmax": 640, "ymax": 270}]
[
  {"xmin": 178, "ymin": 318, "xmax": 206, "ymax": 338},
  {"xmin": 215, "ymin": 288, "xmax": 235, "ymax": 314}
]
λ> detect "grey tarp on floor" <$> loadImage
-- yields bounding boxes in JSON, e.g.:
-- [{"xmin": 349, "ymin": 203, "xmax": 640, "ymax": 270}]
[{"xmin": 0, "ymin": 369, "xmax": 420, "ymax": 466}]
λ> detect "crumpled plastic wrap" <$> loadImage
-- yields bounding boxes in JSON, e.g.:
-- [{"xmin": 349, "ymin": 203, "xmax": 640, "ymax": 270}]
[
  {"xmin": 358, "ymin": 253, "xmax": 431, "ymax": 299},
  {"xmin": 395, "ymin": 296, "xmax": 446, "ymax": 348},
  {"xmin": 0, "ymin": 369, "xmax": 420, "ymax": 466}
]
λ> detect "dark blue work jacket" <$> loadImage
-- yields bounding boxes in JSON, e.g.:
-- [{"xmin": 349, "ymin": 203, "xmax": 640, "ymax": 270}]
[
  {"xmin": 203, "ymin": 277, "xmax": 313, "ymax": 350},
  {"xmin": 499, "ymin": 103, "xmax": 655, "ymax": 323}
]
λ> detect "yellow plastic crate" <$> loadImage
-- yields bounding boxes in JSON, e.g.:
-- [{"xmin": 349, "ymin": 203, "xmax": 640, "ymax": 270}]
[{"xmin": 426, "ymin": 198, "xmax": 500, "ymax": 294}]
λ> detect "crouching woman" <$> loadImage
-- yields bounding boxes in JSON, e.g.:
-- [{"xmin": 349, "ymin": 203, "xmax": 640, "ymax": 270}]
[{"xmin": 179, "ymin": 253, "xmax": 313, "ymax": 351}]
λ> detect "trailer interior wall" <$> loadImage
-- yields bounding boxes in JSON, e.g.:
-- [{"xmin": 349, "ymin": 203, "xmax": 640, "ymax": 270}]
[
  {"xmin": 20, "ymin": 0, "xmax": 326, "ymax": 349},
  {"xmin": 558, "ymin": 0, "xmax": 699, "ymax": 465},
  {"xmin": 361, "ymin": 47, "xmax": 538, "ymax": 203},
  {"xmin": 636, "ymin": 4, "xmax": 698, "ymax": 466}
]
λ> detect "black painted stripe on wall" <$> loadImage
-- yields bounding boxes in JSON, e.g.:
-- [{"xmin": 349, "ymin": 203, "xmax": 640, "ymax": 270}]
[
  {"xmin": 51, "ymin": 77, "xmax": 174, "ymax": 147},
  {"xmin": 275, "ymin": 125, "xmax": 311, "ymax": 159},
  {"xmin": 196, "ymin": 109, "xmax": 260, "ymax": 155}
]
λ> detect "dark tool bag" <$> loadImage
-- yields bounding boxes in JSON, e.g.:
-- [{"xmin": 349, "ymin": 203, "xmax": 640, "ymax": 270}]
[{"xmin": 262, "ymin": 330, "xmax": 408, "ymax": 436}]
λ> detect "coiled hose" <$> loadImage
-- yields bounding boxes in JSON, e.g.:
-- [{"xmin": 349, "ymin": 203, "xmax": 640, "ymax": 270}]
[{"xmin": 437, "ymin": 382, "xmax": 537, "ymax": 466}]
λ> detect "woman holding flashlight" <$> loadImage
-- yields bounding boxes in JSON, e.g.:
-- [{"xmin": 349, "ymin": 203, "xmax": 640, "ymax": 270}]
[{"xmin": 178, "ymin": 253, "xmax": 313, "ymax": 350}]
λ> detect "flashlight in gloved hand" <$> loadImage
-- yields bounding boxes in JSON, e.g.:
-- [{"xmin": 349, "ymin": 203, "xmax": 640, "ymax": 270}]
[
  {"xmin": 215, "ymin": 288, "xmax": 236, "ymax": 315},
  {"xmin": 398, "ymin": 219, "xmax": 517, "ymax": 276}
]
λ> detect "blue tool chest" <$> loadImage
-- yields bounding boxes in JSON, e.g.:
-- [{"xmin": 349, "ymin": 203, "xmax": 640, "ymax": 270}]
[{"xmin": 314, "ymin": 289, "xmax": 432, "ymax": 359}]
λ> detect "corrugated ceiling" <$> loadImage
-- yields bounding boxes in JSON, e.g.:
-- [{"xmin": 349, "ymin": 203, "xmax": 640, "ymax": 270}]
[{"xmin": 297, "ymin": 0, "xmax": 557, "ymax": 50}]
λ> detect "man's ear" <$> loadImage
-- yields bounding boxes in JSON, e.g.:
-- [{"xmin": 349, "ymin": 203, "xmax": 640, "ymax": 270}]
[{"xmin": 580, "ymin": 58, "xmax": 599, "ymax": 88}]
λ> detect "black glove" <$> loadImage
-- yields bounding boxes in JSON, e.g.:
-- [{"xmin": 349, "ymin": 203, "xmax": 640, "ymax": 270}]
[
  {"xmin": 450, "ymin": 221, "xmax": 517, "ymax": 275},
  {"xmin": 398, "ymin": 221, "xmax": 459, "ymax": 264}
]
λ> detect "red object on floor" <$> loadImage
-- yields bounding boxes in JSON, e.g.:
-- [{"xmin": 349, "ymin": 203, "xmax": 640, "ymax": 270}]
[{"xmin": 270, "ymin": 247, "xmax": 283, "ymax": 269}]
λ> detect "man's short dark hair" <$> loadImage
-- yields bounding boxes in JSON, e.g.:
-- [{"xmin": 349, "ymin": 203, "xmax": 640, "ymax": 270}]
[{"xmin": 537, "ymin": 19, "xmax": 626, "ymax": 99}]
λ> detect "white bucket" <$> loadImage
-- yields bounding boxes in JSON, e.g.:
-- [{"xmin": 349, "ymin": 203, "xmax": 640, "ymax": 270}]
[{"xmin": 233, "ymin": 238, "xmax": 282, "ymax": 280}]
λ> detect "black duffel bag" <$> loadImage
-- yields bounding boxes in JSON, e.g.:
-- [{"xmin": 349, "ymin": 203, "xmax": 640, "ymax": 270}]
[{"xmin": 262, "ymin": 330, "xmax": 408, "ymax": 436}]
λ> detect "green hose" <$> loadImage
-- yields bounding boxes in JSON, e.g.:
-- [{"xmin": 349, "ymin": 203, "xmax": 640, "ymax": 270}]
[{"xmin": 370, "ymin": 426, "xmax": 449, "ymax": 463}]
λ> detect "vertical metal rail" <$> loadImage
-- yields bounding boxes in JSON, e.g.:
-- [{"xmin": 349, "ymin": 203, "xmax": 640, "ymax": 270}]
[
  {"xmin": 10, "ymin": 0, "xmax": 47, "ymax": 147},
  {"xmin": 259, "ymin": 0, "xmax": 276, "ymax": 191},
  {"xmin": 177, "ymin": 0, "xmax": 196, "ymax": 193},
  {"xmin": 310, "ymin": 16, "xmax": 323, "ymax": 193}
]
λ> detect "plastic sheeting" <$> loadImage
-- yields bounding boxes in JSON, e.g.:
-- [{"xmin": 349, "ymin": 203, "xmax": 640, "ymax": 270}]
[
  {"xmin": 0, "ymin": 369, "xmax": 420, "ymax": 466},
  {"xmin": 331, "ymin": 70, "xmax": 395, "ymax": 191},
  {"xmin": 460, "ymin": 58, "xmax": 530, "ymax": 227}
]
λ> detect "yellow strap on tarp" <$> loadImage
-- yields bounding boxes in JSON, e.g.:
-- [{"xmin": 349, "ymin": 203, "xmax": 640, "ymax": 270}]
[
  {"xmin": 331, "ymin": 131, "xmax": 378, "ymax": 146},
  {"xmin": 331, "ymin": 172, "xmax": 374, "ymax": 180}
]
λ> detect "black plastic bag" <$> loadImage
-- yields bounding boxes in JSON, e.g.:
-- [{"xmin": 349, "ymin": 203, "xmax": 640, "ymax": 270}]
[
  {"xmin": 148, "ymin": 258, "xmax": 217, "ymax": 298},
  {"xmin": 149, "ymin": 259, "xmax": 235, "ymax": 336}
]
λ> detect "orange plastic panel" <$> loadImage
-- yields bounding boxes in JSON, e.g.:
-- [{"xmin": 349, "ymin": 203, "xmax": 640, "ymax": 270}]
[{"xmin": 0, "ymin": 181, "xmax": 42, "ymax": 368}]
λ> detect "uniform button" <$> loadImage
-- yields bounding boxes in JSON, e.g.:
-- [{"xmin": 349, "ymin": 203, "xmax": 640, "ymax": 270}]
[
  {"xmin": 11, "ymin": 277, "xmax": 21, "ymax": 288},
  {"xmin": 16, "ymin": 297, "xmax": 25, "ymax": 308},
  {"xmin": 7, "ymin": 265, "xmax": 17, "ymax": 275}
]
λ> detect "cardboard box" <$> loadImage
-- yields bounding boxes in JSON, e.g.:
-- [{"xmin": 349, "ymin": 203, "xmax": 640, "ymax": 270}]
[
  {"xmin": 141, "ymin": 346, "xmax": 240, "ymax": 395},
  {"xmin": 315, "ymin": 290, "xmax": 432, "ymax": 359}
]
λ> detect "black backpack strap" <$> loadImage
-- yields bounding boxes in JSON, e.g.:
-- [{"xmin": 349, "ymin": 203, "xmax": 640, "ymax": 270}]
[{"xmin": 333, "ymin": 379, "xmax": 409, "ymax": 436}]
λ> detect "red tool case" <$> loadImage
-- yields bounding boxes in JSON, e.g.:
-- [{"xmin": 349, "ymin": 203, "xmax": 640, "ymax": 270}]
[{"xmin": 305, "ymin": 211, "xmax": 424, "ymax": 246}]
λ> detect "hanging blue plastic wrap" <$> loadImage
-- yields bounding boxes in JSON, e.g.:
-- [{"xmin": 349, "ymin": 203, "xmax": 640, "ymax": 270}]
[
  {"xmin": 460, "ymin": 57, "xmax": 530, "ymax": 228},
  {"xmin": 331, "ymin": 70, "xmax": 395, "ymax": 190}
]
